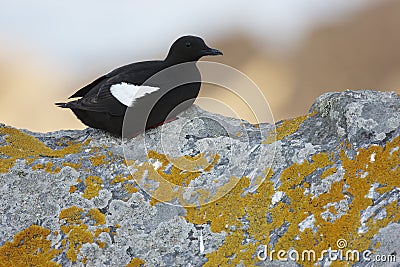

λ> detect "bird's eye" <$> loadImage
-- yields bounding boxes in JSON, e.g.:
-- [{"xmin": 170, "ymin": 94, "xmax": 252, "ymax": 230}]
[{"xmin": 185, "ymin": 42, "xmax": 191, "ymax": 48}]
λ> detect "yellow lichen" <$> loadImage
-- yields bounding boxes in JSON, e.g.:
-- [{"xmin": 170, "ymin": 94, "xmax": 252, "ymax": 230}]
[
  {"xmin": 184, "ymin": 136, "xmax": 400, "ymax": 266},
  {"xmin": 111, "ymin": 174, "xmax": 126, "ymax": 184},
  {"xmin": 89, "ymin": 154, "xmax": 107, "ymax": 166},
  {"xmin": 32, "ymin": 162, "xmax": 61, "ymax": 174},
  {"xmin": 204, "ymin": 154, "xmax": 220, "ymax": 172},
  {"xmin": 124, "ymin": 183, "xmax": 139, "ymax": 194},
  {"xmin": 62, "ymin": 162, "xmax": 82, "ymax": 170},
  {"xmin": 59, "ymin": 207, "xmax": 107, "ymax": 263},
  {"xmin": 0, "ymin": 225, "xmax": 61, "ymax": 267},
  {"xmin": 31, "ymin": 163, "xmax": 44, "ymax": 170},
  {"xmin": 147, "ymin": 150, "xmax": 203, "ymax": 186},
  {"xmin": 67, "ymin": 225, "xmax": 94, "ymax": 246},
  {"xmin": 186, "ymin": 175, "xmax": 261, "ymax": 266},
  {"xmin": 111, "ymin": 174, "xmax": 140, "ymax": 194},
  {"xmin": 321, "ymin": 166, "xmax": 337, "ymax": 179},
  {"xmin": 0, "ymin": 126, "xmax": 82, "ymax": 173},
  {"xmin": 87, "ymin": 208, "xmax": 106, "ymax": 226},
  {"xmin": 59, "ymin": 206, "xmax": 84, "ymax": 225},
  {"xmin": 132, "ymin": 150, "xmax": 220, "ymax": 205},
  {"xmin": 64, "ymin": 225, "xmax": 94, "ymax": 262},
  {"xmin": 82, "ymin": 176, "xmax": 103, "ymax": 199},
  {"xmin": 125, "ymin": 258, "xmax": 145, "ymax": 267},
  {"xmin": 263, "ymin": 111, "xmax": 317, "ymax": 144},
  {"xmin": 69, "ymin": 185, "xmax": 77, "ymax": 194},
  {"xmin": 97, "ymin": 241, "xmax": 106, "ymax": 249},
  {"xmin": 94, "ymin": 227, "xmax": 110, "ymax": 238}
]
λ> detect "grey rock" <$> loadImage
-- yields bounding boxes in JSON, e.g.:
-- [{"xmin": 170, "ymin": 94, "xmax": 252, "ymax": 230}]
[{"xmin": 0, "ymin": 90, "xmax": 399, "ymax": 266}]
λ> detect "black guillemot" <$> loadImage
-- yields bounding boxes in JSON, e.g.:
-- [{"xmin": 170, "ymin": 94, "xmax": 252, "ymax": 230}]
[{"xmin": 56, "ymin": 35, "xmax": 222, "ymax": 137}]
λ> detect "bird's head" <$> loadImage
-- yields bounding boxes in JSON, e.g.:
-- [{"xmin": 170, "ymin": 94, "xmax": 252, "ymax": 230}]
[{"xmin": 165, "ymin": 35, "xmax": 223, "ymax": 63}]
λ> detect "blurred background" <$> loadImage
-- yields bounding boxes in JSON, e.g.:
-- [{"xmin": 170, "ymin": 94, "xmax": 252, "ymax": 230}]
[{"xmin": 1, "ymin": 0, "xmax": 399, "ymax": 132}]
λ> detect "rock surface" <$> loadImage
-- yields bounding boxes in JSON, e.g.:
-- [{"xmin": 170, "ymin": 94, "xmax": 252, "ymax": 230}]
[{"xmin": 0, "ymin": 90, "xmax": 399, "ymax": 266}]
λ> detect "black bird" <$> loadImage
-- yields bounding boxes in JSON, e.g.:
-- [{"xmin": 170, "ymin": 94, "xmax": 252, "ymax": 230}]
[{"xmin": 56, "ymin": 35, "xmax": 222, "ymax": 137}]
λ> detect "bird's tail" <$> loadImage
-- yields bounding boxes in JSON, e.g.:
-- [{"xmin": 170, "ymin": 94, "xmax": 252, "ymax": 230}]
[{"xmin": 55, "ymin": 102, "xmax": 68, "ymax": 108}]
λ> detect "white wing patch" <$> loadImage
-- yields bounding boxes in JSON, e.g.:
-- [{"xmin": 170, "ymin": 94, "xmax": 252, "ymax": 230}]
[{"xmin": 110, "ymin": 82, "xmax": 160, "ymax": 107}]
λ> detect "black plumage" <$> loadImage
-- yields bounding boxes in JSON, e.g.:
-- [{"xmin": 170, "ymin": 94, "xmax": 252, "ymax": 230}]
[{"xmin": 56, "ymin": 36, "xmax": 222, "ymax": 137}]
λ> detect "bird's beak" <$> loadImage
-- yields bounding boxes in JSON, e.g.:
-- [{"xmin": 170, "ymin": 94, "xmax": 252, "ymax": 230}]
[{"xmin": 202, "ymin": 47, "xmax": 223, "ymax": 56}]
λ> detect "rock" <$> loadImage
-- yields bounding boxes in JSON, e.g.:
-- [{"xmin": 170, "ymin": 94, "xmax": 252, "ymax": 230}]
[{"xmin": 0, "ymin": 90, "xmax": 399, "ymax": 266}]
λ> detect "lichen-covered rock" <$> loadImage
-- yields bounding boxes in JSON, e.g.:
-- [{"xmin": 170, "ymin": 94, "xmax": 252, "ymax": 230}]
[{"xmin": 0, "ymin": 90, "xmax": 399, "ymax": 266}]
